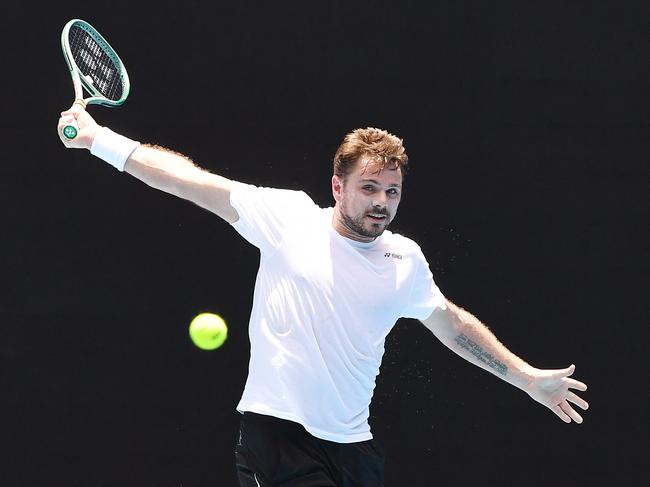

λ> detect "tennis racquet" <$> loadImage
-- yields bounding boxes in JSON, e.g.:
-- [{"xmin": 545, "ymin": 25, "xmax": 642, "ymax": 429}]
[{"xmin": 61, "ymin": 19, "xmax": 130, "ymax": 139}]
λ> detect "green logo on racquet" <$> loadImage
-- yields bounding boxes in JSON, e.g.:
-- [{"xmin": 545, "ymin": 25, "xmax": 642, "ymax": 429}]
[{"xmin": 63, "ymin": 125, "xmax": 78, "ymax": 139}]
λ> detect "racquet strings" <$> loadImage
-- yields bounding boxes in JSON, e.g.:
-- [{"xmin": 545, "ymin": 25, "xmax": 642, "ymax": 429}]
[{"xmin": 68, "ymin": 24, "xmax": 124, "ymax": 101}]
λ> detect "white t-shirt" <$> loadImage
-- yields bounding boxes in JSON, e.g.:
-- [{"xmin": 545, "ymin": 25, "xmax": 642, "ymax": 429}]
[{"xmin": 229, "ymin": 182, "xmax": 446, "ymax": 443}]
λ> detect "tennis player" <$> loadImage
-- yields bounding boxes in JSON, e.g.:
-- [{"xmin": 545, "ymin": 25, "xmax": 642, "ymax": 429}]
[{"xmin": 58, "ymin": 105, "xmax": 589, "ymax": 487}]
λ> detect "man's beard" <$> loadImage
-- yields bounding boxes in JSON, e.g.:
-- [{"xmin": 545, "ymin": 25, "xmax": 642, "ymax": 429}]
[{"xmin": 340, "ymin": 208, "xmax": 391, "ymax": 239}]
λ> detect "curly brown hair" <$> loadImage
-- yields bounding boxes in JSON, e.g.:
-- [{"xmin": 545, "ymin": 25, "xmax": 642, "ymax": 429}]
[{"xmin": 333, "ymin": 127, "xmax": 408, "ymax": 181}]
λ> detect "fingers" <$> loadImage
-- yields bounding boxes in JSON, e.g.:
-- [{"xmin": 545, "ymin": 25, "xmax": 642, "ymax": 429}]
[
  {"xmin": 61, "ymin": 105, "xmax": 98, "ymax": 127},
  {"xmin": 551, "ymin": 399, "xmax": 585, "ymax": 424},
  {"xmin": 60, "ymin": 108, "xmax": 80, "ymax": 117},
  {"xmin": 58, "ymin": 114, "xmax": 76, "ymax": 126},
  {"xmin": 551, "ymin": 404, "xmax": 571, "ymax": 423},
  {"xmin": 556, "ymin": 364, "xmax": 575, "ymax": 378},
  {"xmin": 61, "ymin": 101, "xmax": 87, "ymax": 118},
  {"xmin": 566, "ymin": 377, "xmax": 587, "ymax": 392},
  {"xmin": 560, "ymin": 400, "xmax": 584, "ymax": 424},
  {"xmin": 544, "ymin": 364, "xmax": 575, "ymax": 381},
  {"xmin": 66, "ymin": 100, "xmax": 86, "ymax": 114},
  {"xmin": 566, "ymin": 391, "xmax": 589, "ymax": 411}
]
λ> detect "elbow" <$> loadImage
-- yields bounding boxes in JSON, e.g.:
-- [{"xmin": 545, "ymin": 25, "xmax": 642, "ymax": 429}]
[{"xmin": 421, "ymin": 300, "xmax": 462, "ymax": 338}]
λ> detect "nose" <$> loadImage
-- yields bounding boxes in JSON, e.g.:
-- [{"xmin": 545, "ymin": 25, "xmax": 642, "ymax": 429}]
[{"xmin": 372, "ymin": 193, "xmax": 387, "ymax": 209}]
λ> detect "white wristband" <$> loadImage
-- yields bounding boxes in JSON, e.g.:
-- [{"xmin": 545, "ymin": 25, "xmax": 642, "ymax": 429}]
[{"xmin": 90, "ymin": 127, "xmax": 141, "ymax": 172}]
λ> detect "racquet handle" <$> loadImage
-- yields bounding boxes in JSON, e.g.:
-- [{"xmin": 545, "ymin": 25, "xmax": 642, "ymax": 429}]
[
  {"xmin": 63, "ymin": 119, "xmax": 79, "ymax": 139},
  {"xmin": 63, "ymin": 100, "xmax": 88, "ymax": 139}
]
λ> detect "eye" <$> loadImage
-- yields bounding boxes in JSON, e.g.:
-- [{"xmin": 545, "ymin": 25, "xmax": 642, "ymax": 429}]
[
  {"xmin": 362, "ymin": 185, "xmax": 375, "ymax": 192},
  {"xmin": 387, "ymin": 188, "xmax": 400, "ymax": 196}
]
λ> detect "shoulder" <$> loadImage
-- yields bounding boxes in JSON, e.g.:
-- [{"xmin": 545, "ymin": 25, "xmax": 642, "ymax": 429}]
[
  {"xmin": 231, "ymin": 182, "xmax": 320, "ymax": 212},
  {"xmin": 231, "ymin": 181, "xmax": 313, "ymax": 201}
]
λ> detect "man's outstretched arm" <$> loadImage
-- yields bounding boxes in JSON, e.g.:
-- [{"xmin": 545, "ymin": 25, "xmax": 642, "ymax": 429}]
[
  {"xmin": 421, "ymin": 300, "xmax": 589, "ymax": 423},
  {"xmin": 57, "ymin": 104, "xmax": 238, "ymax": 224}
]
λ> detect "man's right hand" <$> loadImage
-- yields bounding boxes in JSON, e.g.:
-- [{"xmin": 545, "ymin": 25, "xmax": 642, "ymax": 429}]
[{"xmin": 57, "ymin": 103, "xmax": 100, "ymax": 150}]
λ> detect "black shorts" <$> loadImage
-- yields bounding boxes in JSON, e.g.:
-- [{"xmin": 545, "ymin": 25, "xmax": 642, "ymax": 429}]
[{"xmin": 234, "ymin": 412, "xmax": 385, "ymax": 487}]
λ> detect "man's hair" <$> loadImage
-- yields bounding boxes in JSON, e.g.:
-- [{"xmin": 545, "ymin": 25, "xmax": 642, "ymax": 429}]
[{"xmin": 333, "ymin": 127, "xmax": 409, "ymax": 180}]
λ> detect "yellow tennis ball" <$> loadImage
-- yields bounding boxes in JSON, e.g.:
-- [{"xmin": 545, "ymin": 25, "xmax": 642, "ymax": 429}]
[{"xmin": 189, "ymin": 313, "xmax": 228, "ymax": 350}]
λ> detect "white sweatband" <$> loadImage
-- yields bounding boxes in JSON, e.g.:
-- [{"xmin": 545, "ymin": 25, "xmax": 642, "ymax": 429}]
[{"xmin": 90, "ymin": 127, "xmax": 141, "ymax": 172}]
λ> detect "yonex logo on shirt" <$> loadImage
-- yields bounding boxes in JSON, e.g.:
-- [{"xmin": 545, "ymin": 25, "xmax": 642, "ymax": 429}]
[{"xmin": 384, "ymin": 252, "xmax": 403, "ymax": 259}]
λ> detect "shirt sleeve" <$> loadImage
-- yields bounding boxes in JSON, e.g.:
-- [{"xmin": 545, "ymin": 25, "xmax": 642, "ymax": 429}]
[
  {"xmin": 229, "ymin": 182, "xmax": 317, "ymax": 254},
  {"xmin": 402, "ymin": 248, "xmax": 447, "ymax": 320}
]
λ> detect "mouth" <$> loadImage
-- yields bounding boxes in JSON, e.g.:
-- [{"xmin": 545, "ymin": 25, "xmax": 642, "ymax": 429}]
[{"xmin": 366, "ymin": 213, "xmax": 388, "ymax": 223}]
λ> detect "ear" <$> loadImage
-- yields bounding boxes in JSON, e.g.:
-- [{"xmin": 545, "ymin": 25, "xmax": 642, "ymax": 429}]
[{"xmin": 332, "ymin": 175, "xmax": 343, "ymax": 202}]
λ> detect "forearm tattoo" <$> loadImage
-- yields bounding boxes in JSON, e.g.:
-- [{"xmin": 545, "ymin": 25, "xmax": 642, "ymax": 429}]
[{"xmin": 454, "ymin": 333, "xmax": 508, "ymax": 376}]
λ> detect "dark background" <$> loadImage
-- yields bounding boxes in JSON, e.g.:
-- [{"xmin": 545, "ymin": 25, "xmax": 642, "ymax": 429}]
[{"xmin": 2, "ymin": 1, "xmax": 647, "ymax": 486}]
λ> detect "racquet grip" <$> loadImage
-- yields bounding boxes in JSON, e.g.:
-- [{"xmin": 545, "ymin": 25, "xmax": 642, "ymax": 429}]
[{"xmin": 63, "ymin": 119, "xmax": 79, "ymax": 140}]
